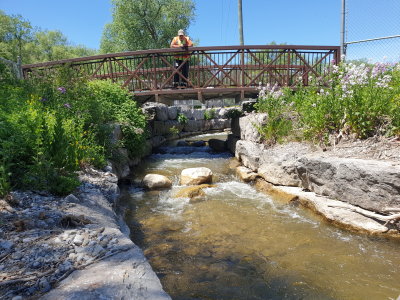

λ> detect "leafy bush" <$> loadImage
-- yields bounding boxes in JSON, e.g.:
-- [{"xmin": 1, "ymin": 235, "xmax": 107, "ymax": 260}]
[
  {"xmin": 253, "ymin": 59, "xmax": 400, "ymax": 145},
  {"xmin": 0, "ymin": 63, "xmax": 147, "ymax": 195},
  {"xmin": 177, "ymin": 113, "xmax": 188, "ymax": 125},
  {"xmin": 204, "ymin": 108, "xmax": 215, "ymax": 120},
  {"xmin": 224, "ymin": 108, "xmax": 243, "ymax": 119},
  {"xmin": 254, "ymin": 83, "xmax": 293, "ymax": 144}
]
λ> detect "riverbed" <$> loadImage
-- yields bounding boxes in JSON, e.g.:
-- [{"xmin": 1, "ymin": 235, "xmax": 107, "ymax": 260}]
[{"xmin": 118, "ymin": 133, "xmax": 400, "ymax": 300}]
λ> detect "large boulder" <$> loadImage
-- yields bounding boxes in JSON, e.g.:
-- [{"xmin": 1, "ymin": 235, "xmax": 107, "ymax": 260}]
[
  {"xmin": 142, "ymin": 174, "xmax": 172, "ymax": 190},
  {"xmin": 227, "ymin": 134, "xmax": 240, "ymax": 155},
  {"xmin": 208, "ymin": 139, "xmax": 227, "ymax": 151},
  {"xmin": 191, "ymin": 140, "xmax": 206, "ymax": 147},
  {"xmin": 180, "ymin": 167, "xmax": 213, "ymax": 185},
  {"xmin": 183, "ymin": 120, "xmax": 200, "ymax": 132},
  {"xmin": 167, "ymin": 106, "xmax": 178, "ymax": 120},
  {"xmin": 236, "ymin": 166, "xmax": 258, "ymax": 182},
  {"xmin": 258, "ymin": 150, "xmax": 302, "ymax": 186},
  {"xmin": 210, "ymin": 119, "xmax": 230, "ymax": 130},
  {"xmin": 152, "ymin": 136, "xmax": 166, "ymax": 147},
  {"xmin": 200, "ymin": 120, "xmax": 211, "ymax": 131},
  {"xmin": 153, "ymin": 120, "xmax": 183, "ymax": 136},
  {"xmin": 239, "ymin": 113, "xmax": 268, "ymax": 142},
  {"xmin": 235, "ymin": 140, "xmax": 263, "ymax": 171},
  {"xmin": 231, "ymin": 117, "xmax": 241, "ymax": 137},
  {"xmin": 142, "ymin": 103, "xmax": 168, "ymax": 121},
  {"xmin": 145, "ymin": 122, "xmax": 154, "ymax": 138},
  {"xmin": 296, "ymin": 157, "xmax": 400, "ymax": 213}
]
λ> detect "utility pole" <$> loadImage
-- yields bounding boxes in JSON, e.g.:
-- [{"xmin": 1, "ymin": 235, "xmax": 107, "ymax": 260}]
[
  {"xmin": 238, "ymin": 0, "xmax": 244, "ymax": 45},
  {"xmin": 341, "ymin": 0, "xmax": 346, "ymax": 57}
]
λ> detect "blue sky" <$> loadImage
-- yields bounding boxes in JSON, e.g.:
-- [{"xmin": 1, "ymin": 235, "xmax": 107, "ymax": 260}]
[{"xmin": 1, "ymin": 0, "xmax": 399, "ymax": 62}]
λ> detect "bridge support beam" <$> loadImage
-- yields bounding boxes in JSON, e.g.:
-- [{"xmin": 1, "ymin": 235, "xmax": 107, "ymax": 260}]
[
  {"xmin": 155, "ymin": 94, "xmax": 175, "ymax": 106},
  {"xmin": 234, "ymin": 90, "xmax": 245, "ymax": 103},
  {"xmin": 198, "ymin": 92, "xmax": 204, "ymax": 104}
]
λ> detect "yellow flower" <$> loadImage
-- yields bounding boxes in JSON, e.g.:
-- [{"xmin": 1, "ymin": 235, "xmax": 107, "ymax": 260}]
[{"xmin": 75, "ymin": 141, "xmax": 78, "ymax": 144}]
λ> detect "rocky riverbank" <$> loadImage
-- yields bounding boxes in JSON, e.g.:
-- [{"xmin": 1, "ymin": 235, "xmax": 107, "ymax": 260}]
[
  {"xmin": 229, "ymin": 114, "xmax": 400, "ymax": 236},
  {"xmin": 0, "ymin": 168, "xmax": 171, "ymax": 300}
]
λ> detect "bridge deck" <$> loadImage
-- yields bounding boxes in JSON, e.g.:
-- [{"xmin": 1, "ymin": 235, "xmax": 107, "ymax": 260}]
[{"xmin": 22, "ymin": 45, "xmax": 340, "ymax": 105}]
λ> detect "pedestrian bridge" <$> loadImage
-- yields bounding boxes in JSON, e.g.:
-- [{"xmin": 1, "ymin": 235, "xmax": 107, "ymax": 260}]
[{"xmin": 22, "ymin": 45, "xmax": 340, "ymax": 106}]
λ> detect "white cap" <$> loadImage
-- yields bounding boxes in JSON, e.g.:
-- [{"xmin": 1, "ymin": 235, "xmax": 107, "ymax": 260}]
[{"xmin": 178, "ymin": 29, "xmax": 185, "ymax": 36}]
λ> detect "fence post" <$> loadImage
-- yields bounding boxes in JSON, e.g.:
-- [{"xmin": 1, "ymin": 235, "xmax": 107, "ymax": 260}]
[{"xmin": 17, "ymin": 56, "xmax": 22, "ymax": 79}]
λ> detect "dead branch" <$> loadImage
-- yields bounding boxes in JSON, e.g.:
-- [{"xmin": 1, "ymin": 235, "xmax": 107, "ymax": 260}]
[
  {"xmin": 327, "ymin": 203, "xmax": 400, "ymax": 226},
  {"xmin": 0, "ymin": 269, "xmax": 54, "ymax": 287}
]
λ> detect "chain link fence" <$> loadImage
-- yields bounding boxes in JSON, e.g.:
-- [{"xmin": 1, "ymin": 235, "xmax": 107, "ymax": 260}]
[
  {"xmin": 344, "ymin": 0, "xmax": 400, "ymax": 64},
  {"xmin": 0, "ymin": 56, "xmax": 22, "ymax": 79}
]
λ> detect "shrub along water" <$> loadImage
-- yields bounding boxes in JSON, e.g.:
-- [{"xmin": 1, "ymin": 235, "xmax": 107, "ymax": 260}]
[
  {"xmin": 0, "ymin": 63, "xmax": 147, "ymax": 196},
  {"xmin": 253, "ymin": 58, "xmax": 400, "ymax": 145}
]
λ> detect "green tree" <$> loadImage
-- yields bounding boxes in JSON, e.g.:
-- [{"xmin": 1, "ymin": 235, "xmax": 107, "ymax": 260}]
[
  {"xmin": 32, "ymin": 30, "xmax": 97, "ymax": 62},
  {"xmin": 100, "ymin": 0, "xmax": 196, "ymax": 53},
  {"xmin": 0, "ymin": 9, "xmax": 37, "ymax": 63}
]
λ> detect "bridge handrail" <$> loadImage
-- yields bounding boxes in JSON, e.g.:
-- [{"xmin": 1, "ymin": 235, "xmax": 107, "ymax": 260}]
[{"xmin": 22, "ymin": 45, "xmax": 340, "ymax": 69}]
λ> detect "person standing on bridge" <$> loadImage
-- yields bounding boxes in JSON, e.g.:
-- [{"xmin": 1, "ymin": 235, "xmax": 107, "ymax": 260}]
[{"xmin": 170, "ymin": 29, "xmax": 193, "ymax": 88}]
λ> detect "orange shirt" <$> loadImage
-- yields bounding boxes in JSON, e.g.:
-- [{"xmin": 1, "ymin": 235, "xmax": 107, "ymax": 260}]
[{"xmin": 171, "ymin": 36, "xmax": 193, "ymax": 59}]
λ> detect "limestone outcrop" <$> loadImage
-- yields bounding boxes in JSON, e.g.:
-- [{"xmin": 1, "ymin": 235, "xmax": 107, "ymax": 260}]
[
  {"xmin": 236, "ymin": 166, "xmax": 258, "ymax": 182},
  {"xmin": 142, "ymin": 174, "xmax": 172, "ymax": 190},
  {"xmin": 296, "ymin": 156, "xmax": 400, "ymax": 214},
  {"xmin": 180, "ymin": 168, "xmax": 213, "ymax": 185}
]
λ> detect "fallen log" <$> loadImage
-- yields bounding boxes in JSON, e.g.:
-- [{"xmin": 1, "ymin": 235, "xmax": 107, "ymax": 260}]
[{"xmin": 327, "ymin": 203, "xmax": 400, "ymax": 226}]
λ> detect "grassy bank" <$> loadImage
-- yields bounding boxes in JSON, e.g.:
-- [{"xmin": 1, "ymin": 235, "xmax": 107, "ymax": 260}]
[
  {"xmin": 252, "ymin": 59, "xmax": 400, "ymax": 145},
  {"xmin": 0, "ymin": 63, "xmax": 147, "ymax": 197}
]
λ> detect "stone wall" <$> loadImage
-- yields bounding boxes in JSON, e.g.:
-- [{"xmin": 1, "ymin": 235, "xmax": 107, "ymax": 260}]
[
  {"xmin": 229, "ymin": 115, "xmax": 400, "ymax": 215},
  {"xmin": 110, "ymin": 103, "xmax": 232, "ymax": 180}
]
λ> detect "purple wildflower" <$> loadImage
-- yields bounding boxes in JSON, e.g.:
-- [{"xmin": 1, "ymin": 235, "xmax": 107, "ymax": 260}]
[
  {"xmin": 41, "ymin": 97, "xmax": 47, "ymax": 102},
  {"xmin": 58, "ymin": 87, "xmax": 66, "ymax": 93},
  {"xmin": 289, "ymin": 101, "xmax": 294, "ymax": 107},
  {"xmin": 64, "ymin": 103, "xmax": 71, "ymax": 109},
  {"xmin": 91, "ymin": 93, "xmax": 94, "ymax": 96}
]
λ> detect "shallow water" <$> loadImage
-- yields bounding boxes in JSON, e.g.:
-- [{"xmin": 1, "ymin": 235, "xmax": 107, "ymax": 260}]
[{"xmin": 118, "ymin": 133, "xmax": 400, "ymax": 300}]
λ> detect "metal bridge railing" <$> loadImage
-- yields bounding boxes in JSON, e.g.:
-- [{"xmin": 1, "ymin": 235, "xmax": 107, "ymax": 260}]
[
  {"xmin": 22, "ymin": 45, "xmax": 339, "ymax": 104},
  {"xmin": 0, "ymin": 56, "xmax": 23, "ymax": 79}
]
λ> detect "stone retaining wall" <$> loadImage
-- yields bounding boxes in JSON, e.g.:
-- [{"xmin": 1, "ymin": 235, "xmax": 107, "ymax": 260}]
[
  {"xmin": 229, "ymin": 115, "xmax": 400, "ymax": 234},
  {"xmin": 110, "ymin": 103, "xmax": 232, "ymax": 180}
]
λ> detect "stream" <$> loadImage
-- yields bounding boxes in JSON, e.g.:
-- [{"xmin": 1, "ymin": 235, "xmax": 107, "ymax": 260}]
[{"xmin": 118, "ymin": 133, "xmax": 400, "ymax": 300}]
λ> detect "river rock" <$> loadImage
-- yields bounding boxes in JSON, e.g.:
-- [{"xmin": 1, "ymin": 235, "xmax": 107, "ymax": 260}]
[
  {"xmin": 168, "ymin": 106, "xmax": 178, "ymax": 120},
  {"xmin": 0, "ymin": 241, "xmax": 14, "ymax": 249},
  {"xmin": 142, "ymin": 174, "xmax": 172, "ymax": 190},
  {"xmin": 191, "ymin": 140, "xmax": 206, "ymax": 147},
  {"xmin": 208, "ymin": 139, "xmax": 227, "ymax": 151},
  {"xmin": 183, "ymin": 120, "xmax": 200, "ymax": 132},
  {"xmin": 227, "ymin": 134, "xmax": 240, "ymax": 154},
  {"xmin": 177, "ymin": 141, "xmax": 189, "ymax": 147},
  {"xmin": 181, "ymin": 168, "xmax": 213, "ymax": 185},
  {"xmin": 231, "ymin": 117, "xmax": 241, "ymax": 137},
  {"xmin": 258, "ymin": 150, "xmax": 302, "ymax": 186},
  {"xmin": 174, "ymin": 184, "xmax": 216, "ymax": 199},
  {"xmin": 152, "ymin": 136, "xmax": 166, "ymax": 147},
  {"xmin": 296, "ymin": 156, "xmax": 400, "ymax": 213},
  {"xmin": 236, "ymin": 166, "xmax": 258, "ymax": 182},
  {"xmin": 210, "ymin": 119, "xmax": 230, "ymax": 130},
  {"xmin": 235, "ymin": 140, "xmax": 263, "ymax": 171},
  {"xmin": 239, "ymin": 113, "xmax": 268, "ymax": 142}
]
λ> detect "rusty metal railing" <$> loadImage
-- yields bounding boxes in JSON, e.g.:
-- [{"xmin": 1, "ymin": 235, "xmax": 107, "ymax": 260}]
[{"xmin": 22, "ymin": 45, "xmax": 340, "ymax": 104}]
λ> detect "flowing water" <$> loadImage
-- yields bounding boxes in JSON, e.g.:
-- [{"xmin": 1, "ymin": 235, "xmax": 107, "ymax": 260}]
[{"xmin": 118, "ymin": 133, "xmax": 400, "ymax": 300}]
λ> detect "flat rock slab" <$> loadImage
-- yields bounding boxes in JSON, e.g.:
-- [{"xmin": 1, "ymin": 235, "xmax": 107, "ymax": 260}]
[
  {"xmin": 41, "ymin": 247, "xmax": 171, "ymax": 300},
  {"xmin": 261, "ymin": 184, "xmax": 390, "ymax": 235}
]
